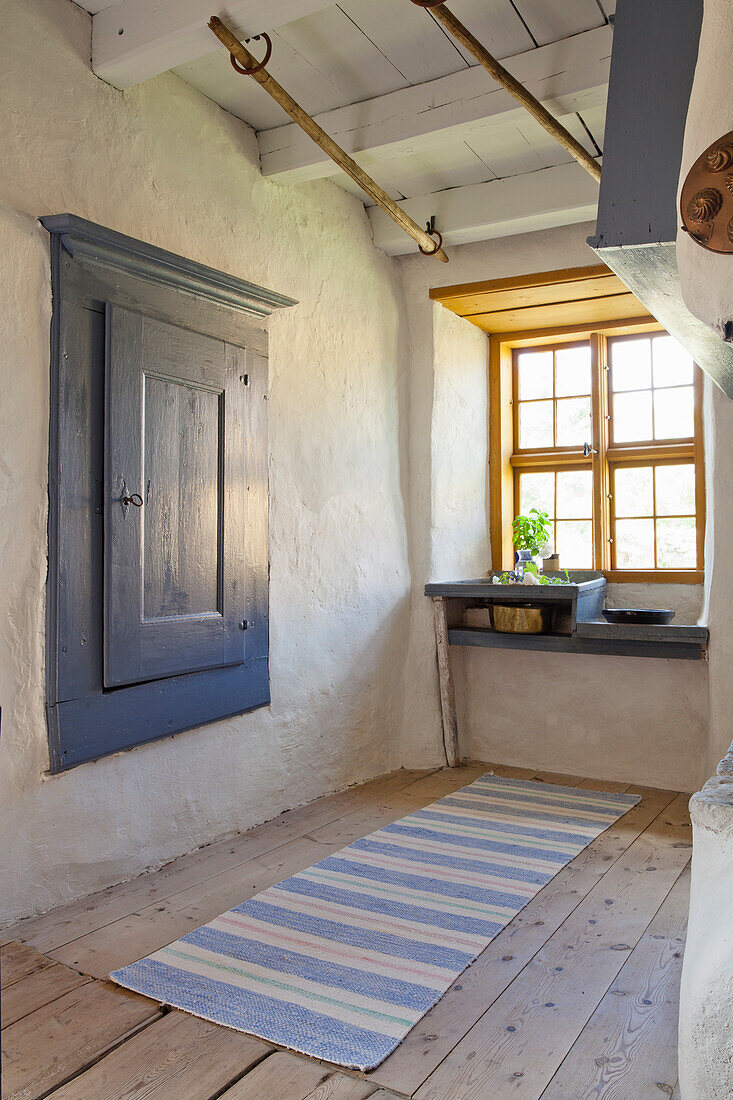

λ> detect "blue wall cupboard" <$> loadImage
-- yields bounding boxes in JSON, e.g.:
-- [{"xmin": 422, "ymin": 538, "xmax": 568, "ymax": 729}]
[{"xmin": 42, "ymin": 215, "xmax": 295, "ymax": 771}]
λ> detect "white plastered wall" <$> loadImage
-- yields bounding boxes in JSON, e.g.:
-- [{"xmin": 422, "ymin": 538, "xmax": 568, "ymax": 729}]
[
  {"xmin": 0, "ymin": 0, "xmax": 717, "ymax": 930},
  {"xmin": 0, "ymin": 0, "xmax": 413, "ymax": 926},
  {"xmin": 676, "ymin": 0, "xmax": 733, "ymax": 781},
  {"xmin": 397, "ymin": 224, "xmax": 709, "ymax": 794},
  {"xmin": 675, "ymin": 2, "xmax": 733, "ymax": 1094}
]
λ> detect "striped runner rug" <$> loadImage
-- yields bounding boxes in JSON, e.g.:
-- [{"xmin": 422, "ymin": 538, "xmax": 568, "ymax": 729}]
[{"xmin": 110, "ymin": 774, "xmax": 639, "ymax": 1070}]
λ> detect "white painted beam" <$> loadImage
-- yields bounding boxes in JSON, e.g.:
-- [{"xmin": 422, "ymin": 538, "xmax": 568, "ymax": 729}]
[
  {"xmin": 259, "ymin": 26, "xmax": 611, "ymax": 182},
  {"xmin": 92, "ymin": 0, "xmax": 333, "ymax": 88},
  {"xmin": 367, "ymin": 162, "xmax": 600, "ymax": 255}
]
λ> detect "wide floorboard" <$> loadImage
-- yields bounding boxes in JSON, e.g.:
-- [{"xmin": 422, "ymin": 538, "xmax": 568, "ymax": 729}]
[{"xmin": 1, "ymin": 764, "xmax": 689, "ymax": 1099}]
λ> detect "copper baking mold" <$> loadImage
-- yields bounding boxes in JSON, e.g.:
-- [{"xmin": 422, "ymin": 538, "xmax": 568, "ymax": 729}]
[{"xmin": 680, "ymin": 129, "xmax": 733, "ymax": 253}]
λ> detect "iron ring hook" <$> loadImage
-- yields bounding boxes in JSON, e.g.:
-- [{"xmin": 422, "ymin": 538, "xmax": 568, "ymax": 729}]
[
  {"xmin": 123, "ymin": 493, "xmax": 143, "ymax": 507},
  {"xmin": 419, "ymin": 226, "xmax": 444, "ymax": 256},
  {"xmin": 230, "ymin": 32, "xmax": 273, "ymax": 76}
]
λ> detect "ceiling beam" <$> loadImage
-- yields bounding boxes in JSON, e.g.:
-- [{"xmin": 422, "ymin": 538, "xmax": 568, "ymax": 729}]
[
  {"xmin": 92, "ymin": 0, "xmax": 332, "ymax": 88},
  {"xmin": 259, "ymin": 25, "xmax": 611, "ymax": 182},
  {"xmin": 367, "ymin": 162, "xmax": 600, "ymax": 255}
]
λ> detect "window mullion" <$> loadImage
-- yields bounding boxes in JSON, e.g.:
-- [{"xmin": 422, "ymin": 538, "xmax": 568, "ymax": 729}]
[
  {"xmin": 693, "ymin": 366, "xmax": 705, "ymax": 572},
  {"xmin": 652, "ymin": 466, "xmax": 659, "ymax": 569},
  {"xmin": 552, "ymin": 348, "xmax": 558, "ymax": 448},
  {"xmin": 590, "ymin": 332, "xmax": 611, "ymax": 571},
  {"xmin": 553, "ymin": 471, "xmax": 558, "ymax": 554}
]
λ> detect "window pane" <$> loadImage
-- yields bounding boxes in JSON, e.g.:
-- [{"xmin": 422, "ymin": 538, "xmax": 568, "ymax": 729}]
[
  {"xmin": 555, "ymin": 345, "xmax": 591, "ymax": 396},
  {"xmin": 519, "ymin": 471, "xmax": 555, "ymax": 518},
  {"xmin": 556, "ymin": 520, "xmax": 593, "ymax": 567},
  {"xmin": 614, "ymin": 466, "xmax": 653, "ymax": 517},
  {"xmin": 613, "ymin": 390, "xmax": 653, "ymax": 443},
  {"xmin": 610, "ymin": 337, "xmax": 652, "ymax": 392},
  {"xmin": 654, "ymin": 386, "xmax": 694, "ymax": 439},
  {"xmin": 657, "ymin": 517, "xmax": 696, "ymax": 568},
  {"xmin": 519, "ymin": 401, "xmax": 554, "ymax": 448},
  {"xmin": 615, "ymin": 518, "xmax": 655, "ymax": 568},
  {"xmin": 556, "ymin": 397, "xmax": 591, "ymax": 446},
  {"xmin": 518, "ymin": 350, "xmax": 553, "ymax": 399},
  {"xmin": 652, "ymin": 335, "xmax": 694, "ymax": 388},
  {"xmin": 655, "ymin": 464, "xmax": 695, "ymax": 516},
  {"xmin": 556, "ymin": 470, "xmax": 593, "ymax": 519}
]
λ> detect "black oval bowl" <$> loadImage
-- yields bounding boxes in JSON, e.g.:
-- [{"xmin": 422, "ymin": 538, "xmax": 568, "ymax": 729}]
[{"xmin": 602, "ymin": 608, "xmax": 675, "ymax": 625}]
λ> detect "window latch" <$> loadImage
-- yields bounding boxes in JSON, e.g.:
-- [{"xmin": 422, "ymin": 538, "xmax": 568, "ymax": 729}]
[{"xmin": 582, "ymin": 442, "xmax": 598, "ymax": 457}]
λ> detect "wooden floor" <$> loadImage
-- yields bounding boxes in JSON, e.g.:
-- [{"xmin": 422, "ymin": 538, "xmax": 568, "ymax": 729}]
[{"xmin": 1, "ymin": 763, "xmax": 690, "ymax": 1100}]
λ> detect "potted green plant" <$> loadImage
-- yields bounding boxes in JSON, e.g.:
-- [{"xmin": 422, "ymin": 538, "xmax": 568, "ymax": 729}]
[{"xmin": 512, "ymin": 509, "xmax": 552, "ymax": 575}]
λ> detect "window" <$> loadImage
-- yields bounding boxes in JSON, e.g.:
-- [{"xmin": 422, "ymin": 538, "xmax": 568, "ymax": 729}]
[{"xmin": 503, "ymin": 327, "xmax": 704, "ymax": 581}]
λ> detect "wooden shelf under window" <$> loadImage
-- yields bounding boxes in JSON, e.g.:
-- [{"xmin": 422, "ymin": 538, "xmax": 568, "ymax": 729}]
[
  {"xmin": 426, "ymin": 578, "xmax": 708, "ymax": 660},
  {"xmin": 447, "ymin": 627, "xmax": 707, "ymax": 660}
]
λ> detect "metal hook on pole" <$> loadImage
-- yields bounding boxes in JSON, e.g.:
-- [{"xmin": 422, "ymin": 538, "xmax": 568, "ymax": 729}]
[
  {"xmin": 230, "ymin": 32, "xmax": 272, "ymax": 76},
  {"xmin": 419, "ymin": 216, "xmax": 444, "ymax": 255}
]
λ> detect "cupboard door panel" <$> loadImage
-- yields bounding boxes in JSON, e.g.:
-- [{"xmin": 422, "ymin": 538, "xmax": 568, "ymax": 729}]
[
  {"xmin": 104, "ymin": 306, "xmax": 246, "ymax": 687},
  {"xmin": 142, "ymin": 373, "xmax": 221, "ymax": 619}
]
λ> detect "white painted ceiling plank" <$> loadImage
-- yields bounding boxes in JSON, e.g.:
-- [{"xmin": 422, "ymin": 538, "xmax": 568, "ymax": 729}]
[
  {"xmin": 336, "ymin": 0, "xmax": 469, "ymax": 85},
  {"xmin": 367, "ymin": 161, "xmax": 599, "ymax": 254},
  {"xmin": 173, "ymin": 52, "xmax": 285, "ymax": 133},
  {"xmin": 329, "ymin": 173, "xmax": 404, "ymax": 203},
  {"xmin": 368, "ymin": 142, "xmax": 496, "ymax": 202},
  {"xmin": 174, "ymin": 27, "xmax": 363, "ymax": 130},
  {"xmin": 467, "ymin": 125, "xmax": 555, "ymax": 179},
  {"xmin": 258, "ymin": 25, "xmax": 612, "ymax": 181},
  {"xmin": 442, "ymin": 0, "xmax": 535, "ymax": 62},
  {"xmin": 575, "ymin": 102, "xmax": 607, "ymax": 150},
  {"xmin": 262, "ymin": 29, "xmax": 355, "ymax": 110},
  {"xmin": 274, "ymin": 8, "xmax": 409, "ymax": 102},
  {"xmin": 467, "ymin": 98, "xmax": 606, "ymax": 179},
  {"xmin": 173, "ymin": 43, "xmax": 326, "ymax": 131},
  {"xmin": 317, "ymin": 144, "xmax": 495, "ymax": 208},
  {"xmin": 373, "ymin": 107, "xmax": 606, "ymax": 205},
  {"xmin": 516, "ymin": 112, "xmax": 594, "ymax": 167},
  {"xmin": 335, "ymin": 0, "xmax": 533, "ymax": 85},
  {"xmin": 75, "ymin": 1, "xmax": 116, "ymax": 12},
  {"xmin": 92, "ymin": 0, "xmax": 335, "ymax": 88},
  {"xmin": 511, "ymin": 0, "xmax": 606, "ymax": 46}
]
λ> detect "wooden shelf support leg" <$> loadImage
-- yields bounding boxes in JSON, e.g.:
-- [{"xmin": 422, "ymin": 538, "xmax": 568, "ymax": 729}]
[{"xmin": 432, "ymin": 597, "xmax": 459, "ymax": 767}]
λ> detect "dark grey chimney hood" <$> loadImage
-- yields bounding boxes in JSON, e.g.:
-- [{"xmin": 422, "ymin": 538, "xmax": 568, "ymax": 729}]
[{"xmin": 588, "ymin": 0, "xmax": 733, "ymax": 396}]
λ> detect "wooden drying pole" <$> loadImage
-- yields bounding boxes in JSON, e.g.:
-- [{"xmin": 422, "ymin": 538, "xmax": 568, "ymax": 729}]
[
  {"xmin": 411, "ymin": 1, "xmax": 602, "ymax": 184},
  {"xmin": 208, "ymin": 16, "xmax": 449, "ymax": 262}
]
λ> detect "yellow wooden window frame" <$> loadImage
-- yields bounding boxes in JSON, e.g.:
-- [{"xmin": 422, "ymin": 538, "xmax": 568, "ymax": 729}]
[{"xmin": 489, "ymin": 318, "xmax": 705, "ymax": 583}]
